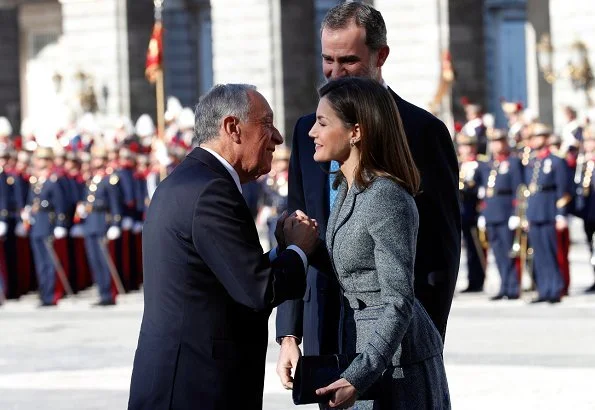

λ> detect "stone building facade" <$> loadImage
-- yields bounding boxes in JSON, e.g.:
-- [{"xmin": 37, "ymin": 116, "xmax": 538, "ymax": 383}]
[{"xmin": 0, "ymin": 0, "xmax": 593, "ymax": 139}]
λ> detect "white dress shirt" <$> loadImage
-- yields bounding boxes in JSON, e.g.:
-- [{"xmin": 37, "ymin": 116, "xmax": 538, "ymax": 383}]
[{"xmin": 200, "ymin": 147, "xmax": 308, "ymax": 270}]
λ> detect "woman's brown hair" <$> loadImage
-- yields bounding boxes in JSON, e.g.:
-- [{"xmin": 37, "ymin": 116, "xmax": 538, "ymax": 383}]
[{"xmin": 318, "ymin": 77, "xmax": 420, "ymax": 195}]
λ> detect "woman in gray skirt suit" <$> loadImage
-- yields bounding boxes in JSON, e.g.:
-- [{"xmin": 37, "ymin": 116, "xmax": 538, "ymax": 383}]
[{"xmin": 310, "ymin": 78, "xmax": 451, "ymax": 409}]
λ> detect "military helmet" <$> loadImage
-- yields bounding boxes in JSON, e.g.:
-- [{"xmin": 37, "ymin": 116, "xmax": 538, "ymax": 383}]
[
  {"xmin": 529, "ymin": 123, "xmax": 552, "ymax": 138},
  {"xmin": 486, "ymin": 128, "xmax": 507, "ymax": 141},
  {"xmin": 455, "ymin": 133, "xmax": 477, "ymax": 146},
  {"xmin": 35, "ymin": 146, "xmax": 54, "ymax": 160}
]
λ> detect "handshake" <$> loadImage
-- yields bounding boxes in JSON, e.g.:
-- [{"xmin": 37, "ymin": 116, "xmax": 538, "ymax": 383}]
[{"xmin": 274, "ymin": 210, "xmax": 320, "ymax": 255}]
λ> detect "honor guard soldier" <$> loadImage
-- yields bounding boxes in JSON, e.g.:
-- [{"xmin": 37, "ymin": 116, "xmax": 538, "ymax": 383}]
[
  {"xmin": 0, "ymin": 147, "xmax": 16, "ymax": 298},
  {"xmin": 116, "ymin": 147, "xmax": 137, "ymax": 290},
  {"xmin": 261, "ymin": 147, "xmax": 290, "ymax": 248},
  {"xmin": 457, "ymin": 133, "xmax": 486, "ymax": 292},
  {"xmin": 524, "ymin": 124, "xmax": 571, "ymax": 303},
  {"xmin": 461, "ymin": 103, "xmax": 488, "ymax": 154},
  {"xmin": 21, "ymin": 147, "xmax": 69, "ymax": 307},
  {"xmin": 574, "ymin": 125, "xmax": 595, "ymax": 292},
  {"xmin": 502, "ymin": 101, "xmax": 524, "ymax": 150},
  {"xmin": 476, "ymin": 130, "xmax": 523, "ymax": 300},
  {"xmin": 76, "ymin": 146, "xmax": 123, "ymax": 306},
  {"xmin": 548, "ymin": 134, "xmax": 574, "ymax": 295},
  {"xmin": 13, "ymin": 151, "xmax": 34, "ymax": 294}
]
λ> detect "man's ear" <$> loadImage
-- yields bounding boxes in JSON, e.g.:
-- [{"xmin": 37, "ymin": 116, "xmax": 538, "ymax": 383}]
[
  {"xmin": 223, "ymin": 115, "xmax": 241, "ymax": 143},
  {"xmin": 376, "ymin": 45, "xmax": 390, "ymax": 68}
]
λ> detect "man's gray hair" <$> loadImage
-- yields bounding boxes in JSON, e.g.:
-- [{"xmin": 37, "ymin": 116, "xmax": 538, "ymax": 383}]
[
  {"xmin": 193, "ymin": 83, "xmax": 257, "ymax": 145},
  {"xmin": 321, "ymin": 2, "xmax": 387, "ymax": 51}
]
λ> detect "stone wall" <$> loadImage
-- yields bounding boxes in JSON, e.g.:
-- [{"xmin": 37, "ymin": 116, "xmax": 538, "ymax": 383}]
[
  {"xmin": 374, "ymin": 0, "xmax": 445, "ymax": 113},
  {"xmin": 549, "ymin": 0, "xmax": 595, "ymax": 130},
  {"xmin": 0, "ymin": 7, "xmax": 20, "ymax": 130},
  {"xmin": 448, "ymin": 0, "xmax": 486, "ymax": 122}
]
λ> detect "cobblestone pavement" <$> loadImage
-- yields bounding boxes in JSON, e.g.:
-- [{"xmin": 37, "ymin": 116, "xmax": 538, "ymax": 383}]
[{"xmin": 1, "ymin": 219, "xmax": 594, "ymax": 409}]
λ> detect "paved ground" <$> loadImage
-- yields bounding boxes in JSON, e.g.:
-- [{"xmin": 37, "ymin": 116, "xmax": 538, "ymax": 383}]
[{"xmin": 1, "ymin": 219, "xmax": 594, "ymax": 409}]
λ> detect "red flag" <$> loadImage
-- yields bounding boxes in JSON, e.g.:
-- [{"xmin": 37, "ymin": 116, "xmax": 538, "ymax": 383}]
[{"xmin": 145, "ymin": 21, "xmax": 163, "ymax": 83}]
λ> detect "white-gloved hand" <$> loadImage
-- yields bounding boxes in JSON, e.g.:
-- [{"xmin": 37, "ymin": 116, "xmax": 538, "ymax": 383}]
[
  {"xmin": 70, "ymin": 225, "xmax": 85, "ymax": 238},
  {"xmin": 477, "ymin": 216, "xmax": 486, "ymax": 230},
  {"xmin": 53, "ymin": 226, "xmax": 68, "ymax": 239},
  {"xmin": 21, "ymin": 206, "xmax": 31, "ymax": 222},
  {"xmin": 76, "ymin": 203, "xmax": 88, "ymax": 219},
  {"xmin": 15, "ymin": 222, "xmax": 28, "ymax": 238},
  {"xmin": 132, "ymin": 221, "xmax": 143, "ymax": 234},
  {"xmin": 121, "ymin": 217, "xmax": 134, "ymax": 231},
  {"xmin": 106, "ymin": 226, "xmax": 121, "ymax": 241},
  {"xmin": 0, "ymin": 221, "xmax": 7, "ymax": 238},
  {"xmin": 508, "ymin": 215, "xmax": 521, "ymax": 230}
]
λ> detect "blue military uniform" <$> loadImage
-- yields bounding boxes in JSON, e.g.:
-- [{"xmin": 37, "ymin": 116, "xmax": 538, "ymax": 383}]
[
  {"xmin": 116, "ymin": 160, "xmax": 137, "ymax": 290},
  {"xmin": 574, "ymin": 153, "xmax": 595, "ymax": 291},
  {"xmin": 0, "ymin": 164, "xmax": 15, "ymax": 298},
  {"xmin": 524, "ymin": 149, "xmax": 570, "ymax": 302},
  {"xmin": 477, "ymin": 151, "xmax": 523, "ymax": 298},
  {"xmin": 27, "ymin": 169, "xmax": 69, "ymax": 306},
  {"xmin": 458, "ymin": 134, "xmax": 486, "ymax": 292},
  {"xmin": 80, "ymin": 172, "xmax": 123, "ymax": 304}
]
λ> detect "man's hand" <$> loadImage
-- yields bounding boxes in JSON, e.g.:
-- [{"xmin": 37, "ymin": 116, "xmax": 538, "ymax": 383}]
[
  {"xmin": 284, "ymin": 210, "xmax": 319, "ymax": 255},
  {"xmin": 276, "ymin": 336, "xmax": 302, "ymax": 390},
  {"xmin": 555, "ymin": 216, "xmax": 568, "ymax": 231},
  {"xmin": 274, "ymin": 211, "xmax": 289, "ymax": 251}
]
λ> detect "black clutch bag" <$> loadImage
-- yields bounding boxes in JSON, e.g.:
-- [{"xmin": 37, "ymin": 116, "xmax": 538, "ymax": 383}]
[{"xmin": 292, "ymin": 353, "xmax": 383, "ymax": 405}]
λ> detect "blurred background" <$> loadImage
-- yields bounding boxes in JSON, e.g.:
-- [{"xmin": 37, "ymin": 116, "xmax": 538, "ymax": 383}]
[
  {"xmin": 1, "ymin": 1, "xmax": 595, "ymax": 409},
  {"xmin": 0, "ymin": 0, "xmax": 593, "ymax": 143}
]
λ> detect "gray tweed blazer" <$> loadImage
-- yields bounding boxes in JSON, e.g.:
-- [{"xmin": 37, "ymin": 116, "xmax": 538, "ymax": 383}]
[{"xmin": 326, "ymin": 177, "xmax": 444, "ymax": 394}]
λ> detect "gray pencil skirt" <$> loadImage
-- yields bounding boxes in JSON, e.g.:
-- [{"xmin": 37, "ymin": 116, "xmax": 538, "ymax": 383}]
[{"xmin": 351, "ymin": 354, "xmax": 451, "ymax": 410}]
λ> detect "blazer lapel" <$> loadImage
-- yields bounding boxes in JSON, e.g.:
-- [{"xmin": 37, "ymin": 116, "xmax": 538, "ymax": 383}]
[{"xmin": 328, "ymin": 182, "xmax": 361, "ymax": 249}]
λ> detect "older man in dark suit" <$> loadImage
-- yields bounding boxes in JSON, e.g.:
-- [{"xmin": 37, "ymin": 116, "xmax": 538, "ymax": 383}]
[
  {"xmin": 128, "ymin": 84, "xmax": 319, "ymax": 409},
  {"xmin": 276, "ymin": 2, "xmax": 461, "ymax": 389}
]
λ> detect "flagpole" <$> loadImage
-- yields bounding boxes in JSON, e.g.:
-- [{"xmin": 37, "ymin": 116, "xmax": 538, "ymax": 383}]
[{"xmin": 153, "ymin": 0, "xmax": 165, "ymax": 141}]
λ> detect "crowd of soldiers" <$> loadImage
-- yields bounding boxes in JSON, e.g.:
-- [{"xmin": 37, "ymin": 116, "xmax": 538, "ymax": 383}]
[
  {"xmin": 0, "ymin": 96, "xmax": 292, "ymax": 308},
  {"xmin": 0, "ymin": 97, "xmax": 195, "ymax": 307},
  {"xmin": 457, "ymin": 100, "xmax": 595, "ymax": 303}
]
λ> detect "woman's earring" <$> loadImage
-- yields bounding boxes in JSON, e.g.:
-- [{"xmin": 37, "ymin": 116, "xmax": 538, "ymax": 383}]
[{"xmin": 350, "ymin": 140, "xmax": 356, "ymax": 148}]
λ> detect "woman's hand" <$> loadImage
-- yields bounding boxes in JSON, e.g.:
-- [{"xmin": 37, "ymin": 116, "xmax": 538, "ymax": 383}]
[{"xmin": 316, "ymin": 378, "xmax": 357, "ymax": 409}]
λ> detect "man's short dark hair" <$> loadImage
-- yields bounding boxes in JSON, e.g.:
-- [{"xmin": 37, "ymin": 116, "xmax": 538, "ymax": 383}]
[{"xmin": 321, "ymin": 2, "xmax": 387, "ymax": 51}]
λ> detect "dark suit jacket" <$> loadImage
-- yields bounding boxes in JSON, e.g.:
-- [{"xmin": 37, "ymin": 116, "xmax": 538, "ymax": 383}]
[
  {"xmin": 276, "ymin": 89, "xmax": 461, "ymax": 353},
  {"xmin": 128, "ymin": 148, "xmax": 306, "ymax": 410}
]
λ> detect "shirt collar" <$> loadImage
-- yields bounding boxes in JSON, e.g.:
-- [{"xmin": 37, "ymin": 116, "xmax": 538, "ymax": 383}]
[{"xmin": 201, "ymin": 147, "xmax": 243, "ymax": 193}]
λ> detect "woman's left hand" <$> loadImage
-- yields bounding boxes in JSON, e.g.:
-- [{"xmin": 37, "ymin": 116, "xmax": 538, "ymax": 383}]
[{"xmin": 316, "ymin": 378, "xmax": 357, "ymax": 409}]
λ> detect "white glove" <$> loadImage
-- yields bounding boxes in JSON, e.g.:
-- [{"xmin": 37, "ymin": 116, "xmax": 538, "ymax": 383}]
[
  {"xmin": 477, "ymin": 216, "xmax": 486, "ymax": 230},
  {"xmin": 132, "ymin": 221, "xmax": 143, "ymax": 234},
  {"xmin": 121, "ymin": 217, "xmax": 134, "ymax": 231},
  {"xmin": 76, "ymin": 203, "xmax": 88, "ymax": 219},
  {"xmin": 508, "ymin": 216, "xmax": 520, "ymax": 230},
  {"xmin": 15, "ymin": 222, "xmax": 28, "ymax": 238},
  {"xmin": 0, "ymin": 221, "xmax": 7, "ymax": 238},
  {"xmin": 53, "ymin": 226, "xmax": 68, "ymax": 239},
  {"xmin": 70, "ymin": 225, "xmax": 85, "ymax": 238},
  {"xmin": 106, "ymin": 226, "xmax": 121, "ymax": 241},
  {"xmin": 21, "ymin": 206, "xmax": 31, "ymax": 223}
]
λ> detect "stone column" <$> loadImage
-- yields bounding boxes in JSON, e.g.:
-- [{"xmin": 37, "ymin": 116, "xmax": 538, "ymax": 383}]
[
  {"xmin": 527, "ymin": 0, "xmax": 553, "ymax": 126},
  {"xmin": 374, "ymin": 0, "xmax": 446, "ymax": 112},
  {"xmin": 0, "ymin": 6, "xmax": 20, "ymax": 129},
  {"xmin": 279, "ymin": 0, "xmax": 317, "ymax": 144},
  {"xmin": 447, "ymin": 0, "xmax": 487, "ymax": 123},
  {"xmin": 59, "ymin": 0, "xmax": 130, "ymax": 121},
  {"xmin": 211, "ymin": 0, "xmax": 284, "ymax": 133}
]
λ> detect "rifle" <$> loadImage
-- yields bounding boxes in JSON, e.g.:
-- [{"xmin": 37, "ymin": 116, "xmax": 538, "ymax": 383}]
[
  {"xmin": 99, "ymin": 238, "xmax": 126, "ymax": 296},
  {"xmin": 44, "ymin": 236, "xmax": 75, "ymax": 298}
]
